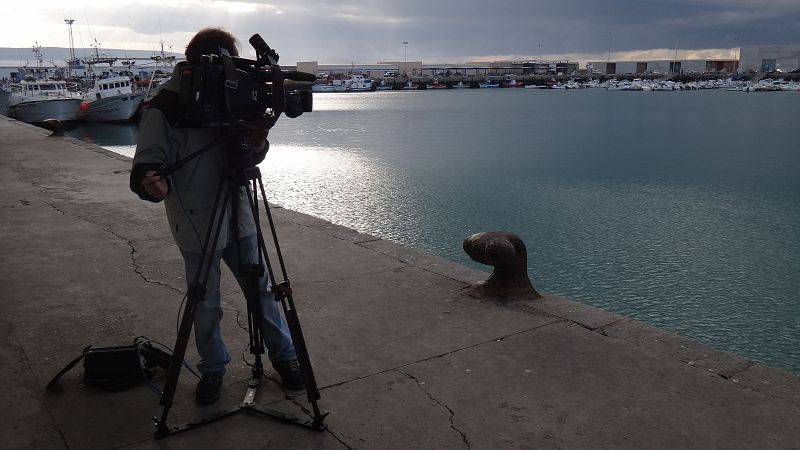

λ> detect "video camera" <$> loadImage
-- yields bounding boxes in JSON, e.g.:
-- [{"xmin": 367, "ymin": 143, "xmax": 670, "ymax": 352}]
[{"xmin": 178, "ymin": 34, "xmax": 315, "ymax": 128}]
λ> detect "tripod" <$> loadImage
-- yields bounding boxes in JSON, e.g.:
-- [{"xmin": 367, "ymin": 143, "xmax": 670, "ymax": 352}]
[{"xmin": 153, "ymin": 133, "xmax": 327, "ymax": 438}]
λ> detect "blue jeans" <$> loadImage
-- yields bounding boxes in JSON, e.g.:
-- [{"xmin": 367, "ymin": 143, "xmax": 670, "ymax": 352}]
[{"xmin": 182, "ymin": 234, "xmax": 296, "ymax": 374}]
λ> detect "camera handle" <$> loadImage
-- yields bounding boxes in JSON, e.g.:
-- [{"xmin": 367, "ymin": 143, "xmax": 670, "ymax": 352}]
[
  {"xmin": 157, "ymin": 128, "xmax": 262, "ymax": 179},
  {"xmin": 156, "ymin": 132, "xmax": 230, "ymax": 179}
]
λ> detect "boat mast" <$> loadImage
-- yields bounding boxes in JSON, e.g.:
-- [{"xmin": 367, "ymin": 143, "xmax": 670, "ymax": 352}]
[
  {"xmin": 32, "ymin": 43, "xmax": 43, "ymax": 67},
  {"xmin": 64, "ymin": 19, "xmax": 76, "ymax": 78},
  {"xmin": 30, "ymin": 42, "xmax": 44, "ymax": 80}
]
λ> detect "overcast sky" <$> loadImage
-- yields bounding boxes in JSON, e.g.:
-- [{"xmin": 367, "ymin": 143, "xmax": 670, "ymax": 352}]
[{"xmin": 6, "ymin": 0, "xmax": 800, "ymax": 65}]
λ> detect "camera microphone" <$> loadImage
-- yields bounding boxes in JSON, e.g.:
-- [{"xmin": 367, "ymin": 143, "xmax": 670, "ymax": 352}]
[{"xmin": 283, "ymin": 71, "xmax": 318, "ymax": 82}]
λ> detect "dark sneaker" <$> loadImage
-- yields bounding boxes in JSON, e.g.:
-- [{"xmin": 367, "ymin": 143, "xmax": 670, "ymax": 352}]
[
  {"xmin": 195, "ymin": 371, "xmax": 224, "ymax": 405},
  {"xmin": 272, "ymin": 359, "xmax": 305, "ymax": 390}
]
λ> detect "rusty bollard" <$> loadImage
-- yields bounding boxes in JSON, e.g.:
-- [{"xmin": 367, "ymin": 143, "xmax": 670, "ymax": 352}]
[
  {"xmin": 463, "ymin": 231, "xmax": 541, "ymax": 300},
  {"xmin": 41, "ymin": 119, "xmax": 65, "ymax": 137}
]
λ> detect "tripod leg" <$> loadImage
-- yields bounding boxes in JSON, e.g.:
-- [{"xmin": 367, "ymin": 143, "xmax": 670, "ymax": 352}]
[
  {"xmin": 154, "ymin": 177, "xmax": 231, "ymax": 438},
  {"xmin": 155, "ymin": 282, "xmax": 204, "ymax": 436},
  {"xmin": 227, "ymin": 181, "xmax": 266, "ymax": 366},
  {"xmin": 251, "ymin": 176, "xmax": 327, "ymax": 429}
]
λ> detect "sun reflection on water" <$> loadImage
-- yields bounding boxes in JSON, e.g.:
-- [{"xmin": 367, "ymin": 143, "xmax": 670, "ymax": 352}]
[{"xmin": 258, "ymin": 143, "xmax": 413, "ymax": 237}]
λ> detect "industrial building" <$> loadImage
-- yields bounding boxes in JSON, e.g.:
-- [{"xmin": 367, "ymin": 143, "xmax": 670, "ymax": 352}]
[
  {"xmin": 587, "ymin": 59, "xmax": 736, "ymax": 76},
  {"xmin": 588, "ymin": 45, "xmax": 799, "ymax": 75},
  {"xmin": 738, "ymin": 45, "xmax": 800, "ymax": 73}
]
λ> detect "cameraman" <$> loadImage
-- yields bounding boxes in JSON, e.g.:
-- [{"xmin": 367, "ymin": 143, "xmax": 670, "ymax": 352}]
[{"xmin": 130, "ymin": 27, "xmax": 303, "ymax": 405}]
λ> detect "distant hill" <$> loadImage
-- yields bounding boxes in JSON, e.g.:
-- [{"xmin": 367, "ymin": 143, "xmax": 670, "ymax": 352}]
[{"xmin": 0, "ymin": 46, "xmax": 183, "ymax": 65}]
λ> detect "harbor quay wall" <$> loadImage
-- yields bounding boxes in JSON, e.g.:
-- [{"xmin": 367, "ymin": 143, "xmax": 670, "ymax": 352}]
[{"xmin": 1, "ymin": 117, "xmax": 799, "ymax": 448}]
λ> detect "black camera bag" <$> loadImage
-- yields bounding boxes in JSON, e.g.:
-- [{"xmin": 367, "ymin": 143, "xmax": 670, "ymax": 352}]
[{"xmin": 47, "ymin": 338, "xmax": 171, "ymax": 392}]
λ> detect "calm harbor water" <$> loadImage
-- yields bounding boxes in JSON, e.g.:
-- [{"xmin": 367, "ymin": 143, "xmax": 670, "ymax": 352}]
[{"xmin": 66, "ymin": 89, "xmax": 800, "ymax": 375}]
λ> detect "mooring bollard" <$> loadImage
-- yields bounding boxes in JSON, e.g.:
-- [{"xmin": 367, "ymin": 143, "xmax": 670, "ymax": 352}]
[
  {"xmin": 463, "ymin": 231, "xmax": 541, "ymax": 299},
  {"xmin": 41, "ymin": 119, "xmax": 64, "ymax": 137}
]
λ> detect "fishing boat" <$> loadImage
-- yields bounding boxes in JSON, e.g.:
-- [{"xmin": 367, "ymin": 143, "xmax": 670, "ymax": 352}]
[
  {"xmin": 478, "ymin": 80, "xmax": 500, "ymax": 88},
  {"xmin": 2, "ymin": 79, "xmax": 82, "ymax": 123},
  {"xmin": 0, "ymin": 44, "xmax": 82, "ymax": 123},
  {"xmin": 79, "ymin": 75, "xmax": 144, "ymax": 122}
]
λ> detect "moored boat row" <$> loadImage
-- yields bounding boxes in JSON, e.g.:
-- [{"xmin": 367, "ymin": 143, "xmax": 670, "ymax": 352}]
[
  {"xmin": 310, "ymin": 75, "xmax": 800, "ymax": 92},
  {"xmin": 1, "ymin": 43, "xmax": 167, "ymax": 125},
  {"xmin": 1, "ymin": 76, "xmax": 147, "ymax": 125}
]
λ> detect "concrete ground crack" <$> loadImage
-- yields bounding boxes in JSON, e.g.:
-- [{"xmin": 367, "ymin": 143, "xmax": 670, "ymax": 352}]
[
  {"xmin": 124, "ymin": 239, "xmax": 183, "ymax": 293},
  {"xmin": 321, "ymin": 321, "xmax": 560, "ymax": 392},
  {"xmin": 38, "ymin": 194, "xmax": 182, "ymax": 293},
  {"xmin": 396, "ymin": 369, "xmax": 471, "ymax": 449}
]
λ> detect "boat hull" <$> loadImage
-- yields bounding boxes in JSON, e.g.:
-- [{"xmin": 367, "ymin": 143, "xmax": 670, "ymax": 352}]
[
  {"xmin": 79, "ymin": 93, "xmax": 144, "ymax": 122},
  {"xmin": 10, "ymin": 98, "xmax": 82, "ymax": 124}
]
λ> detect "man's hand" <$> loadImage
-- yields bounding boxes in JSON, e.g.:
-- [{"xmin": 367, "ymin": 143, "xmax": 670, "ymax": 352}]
[{"xmin": 142, "ymin": 171, "xmax": 168, "ymax": 200}]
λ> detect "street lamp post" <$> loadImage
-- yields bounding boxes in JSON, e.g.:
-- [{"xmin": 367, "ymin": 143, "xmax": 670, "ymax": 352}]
[{"xmin": 536, "ymin": 44, "xmax": 543, "ymax": 74}]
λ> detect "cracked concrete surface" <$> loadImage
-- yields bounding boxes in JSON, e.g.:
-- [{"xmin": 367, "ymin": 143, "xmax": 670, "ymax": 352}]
[{"xmin": 1, "ymin": 117, "xmax": 799, "ymax": 449}]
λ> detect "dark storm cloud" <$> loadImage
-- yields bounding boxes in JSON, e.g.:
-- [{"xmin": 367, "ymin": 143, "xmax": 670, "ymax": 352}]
[{"xmin": 106, "ymin": 0, "xmax": 800, "ymax": 63}]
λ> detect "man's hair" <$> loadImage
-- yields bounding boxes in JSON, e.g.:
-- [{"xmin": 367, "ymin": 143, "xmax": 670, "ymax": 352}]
[{"xmin": 185, "ymin": 27, "xmax": 239, "ymax": 64}]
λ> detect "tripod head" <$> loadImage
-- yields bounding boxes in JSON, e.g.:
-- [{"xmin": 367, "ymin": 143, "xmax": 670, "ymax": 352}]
[{"xmin": 226, "ymin": 131, "xmax": 270, "ymax": 172}]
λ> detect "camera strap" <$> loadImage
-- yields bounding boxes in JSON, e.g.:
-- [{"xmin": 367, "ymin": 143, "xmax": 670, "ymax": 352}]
[{"xmin": 221, "ymin": 49, "xmax": 240, "ymax": 123}]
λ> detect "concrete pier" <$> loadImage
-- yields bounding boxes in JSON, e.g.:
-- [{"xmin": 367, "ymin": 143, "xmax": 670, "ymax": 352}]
[{"xmin": 1, "ymin": 117, "xmax": 798, "ymax": 449}]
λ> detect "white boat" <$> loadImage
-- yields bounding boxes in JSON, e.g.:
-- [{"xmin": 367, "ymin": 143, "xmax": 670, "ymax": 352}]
[
  {"xmin": 79, "ymin": 75, "xmax": 144, "ymax": 122},
  {"xmin": 318, "ymin": 76, "xmax": 372, "ymax": 92},
  {"xmin": 345, "ymin": 74, "xmax": 373, "ymax": 91},
  {"xmin": 584, "ymin": 79, "xmax": 603, "ymax": 88},
  {"xmin": 452, "ymin": 82, "xmax": 469, "ymax": 89},
  {"xmin": 401, "ymin": 81, "xmax": 417, "ymax": 90},
  {"xmin": 1, "ymin": 79, "xmax": 82, "ymax": 123}
]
